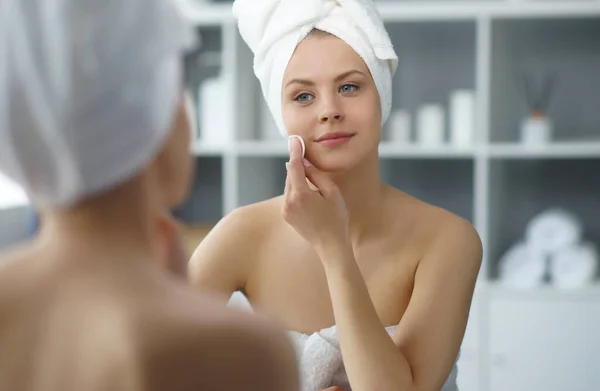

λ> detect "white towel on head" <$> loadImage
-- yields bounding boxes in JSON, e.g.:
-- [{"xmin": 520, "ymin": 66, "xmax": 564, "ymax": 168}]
[
  {"xmin": 232, "ymin": 0, "xmax": 398, "ymax": 137},
  {"xmin": 0, "ymin": 0, "xmax": 196, "ymax": 208}
]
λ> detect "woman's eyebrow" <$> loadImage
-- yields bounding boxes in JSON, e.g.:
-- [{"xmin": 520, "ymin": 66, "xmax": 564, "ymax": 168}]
[{"xmin": 284, "ymin": 69, "xmax": 366, "ymax": 88}]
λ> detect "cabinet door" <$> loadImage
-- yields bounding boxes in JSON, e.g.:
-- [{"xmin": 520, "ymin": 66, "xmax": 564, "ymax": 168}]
[
  {"xmin": 456, "ymin": 292, "xmax": 481, "ymax": 391},
  {"xmin": 490, "ymin": 298, "xmax": 600, "ymax": 391},
  {"xmin": 456, "ymin": 348, "xmax": 479, "ymax": 391}
]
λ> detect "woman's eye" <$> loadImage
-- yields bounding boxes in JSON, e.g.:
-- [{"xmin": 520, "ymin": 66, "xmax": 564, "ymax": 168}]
[
  {"xmin": 294, "ymin": 93, "xmax": 313, "ymax": 102},
  {"xmin": 340, "ymin": 84, "xmax": 359, "ymax": 93}
]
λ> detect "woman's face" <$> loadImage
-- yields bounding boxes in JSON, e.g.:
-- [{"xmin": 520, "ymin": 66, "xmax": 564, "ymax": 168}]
[{"xmin": 281, "ymin": 31, "xmax": 382, "ymax": 172}]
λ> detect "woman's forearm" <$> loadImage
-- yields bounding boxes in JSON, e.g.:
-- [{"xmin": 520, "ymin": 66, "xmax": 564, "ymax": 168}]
[{"xmin": 318, "ymin": 244, "xmax": 415, "ymax": 391}]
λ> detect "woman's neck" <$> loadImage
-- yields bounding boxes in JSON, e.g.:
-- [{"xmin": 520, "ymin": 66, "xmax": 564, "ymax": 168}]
[
  {"xmin": 37, "ymin": 182, "xmax": 162, "ymax": 267},
  {"xmin": 329, "ymin": 151, "xmax": 386, "ymax": 245}
]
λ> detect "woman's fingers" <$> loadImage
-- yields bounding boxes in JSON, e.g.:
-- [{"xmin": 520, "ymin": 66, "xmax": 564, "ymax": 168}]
[
  {"xmin": 287, "ymin": 136, "xmax": 308, "ymax": 192},
  {"xmin": 304, "ymin": 163, "xmax": 335, "ymax": 198}
]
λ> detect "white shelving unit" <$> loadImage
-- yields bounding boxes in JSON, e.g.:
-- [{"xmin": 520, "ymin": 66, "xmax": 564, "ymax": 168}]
[{"xmin": 178, "ymin": 2, "xmax": 600, "ymax": 391}]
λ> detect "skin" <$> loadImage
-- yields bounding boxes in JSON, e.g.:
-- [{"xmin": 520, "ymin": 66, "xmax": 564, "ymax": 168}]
[
  {"xmin": 189, "ymin": 31, "xmax": 482, "ymax": 391},
  {"xmin": 0, "ymin": 93, "xmax": 299, "ymax": 391}
]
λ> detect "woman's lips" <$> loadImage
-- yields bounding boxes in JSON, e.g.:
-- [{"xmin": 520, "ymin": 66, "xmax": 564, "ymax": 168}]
[{"xmin": 315, "ymin": 132, "xmax": 355, "ymax": 147}]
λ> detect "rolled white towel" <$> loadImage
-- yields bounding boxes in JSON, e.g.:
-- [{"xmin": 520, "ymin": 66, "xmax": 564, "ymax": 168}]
[
  {"xmin": 551, "ymin": 242, "xmax": 598, "ymax": 289},
  {"xmin": 525, "ymin": 208, "xmax": 582, "ymax": 255},
  {"xmin": 498, "ymin": 242, "xmax": 547, "ymax": 289},
  {"xmin": 288, "ymin": 327, "xmax": 344, "ymax": 391}
]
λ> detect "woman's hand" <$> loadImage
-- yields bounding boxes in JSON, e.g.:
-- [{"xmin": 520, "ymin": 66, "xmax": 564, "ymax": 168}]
[{"xmin": 283, "ymin": 136, "xmax": 350, "ymax": 256}]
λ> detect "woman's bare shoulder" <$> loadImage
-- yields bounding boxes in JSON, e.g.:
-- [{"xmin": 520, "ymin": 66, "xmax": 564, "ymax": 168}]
[
  {"xmin": 385, "ymin": 186, "xmax": 480, "ymax": 247},
  {"xmin": 199, "ymin": 196, "xmax": 284, "ymax": 250},
  {"xmin": 136, "ymin": 290, "xmax": 298, "ymax": 391},
  {"xmin": 188, "ymin": 196, "xmax": 286, "ymax": 286}
]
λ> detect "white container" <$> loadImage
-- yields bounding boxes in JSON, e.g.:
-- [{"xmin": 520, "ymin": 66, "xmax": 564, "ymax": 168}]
[
  {"xmin": 416, "ymin": 104, "xmax": 445, "ymax": 146},
  {"xmin": 520, "ymin": 115, "xmax": 553, "ymax": 146},
  {"xmin": 450, "ymin": 90, "xmax": 475, "ymax": 148},
  {"xmin": 198, "ymin": 75, "xmax": 231, "ymax": 147},
  {"xmin": 387, "ymin": 110, "xmax": 411, "ymax": 144}
]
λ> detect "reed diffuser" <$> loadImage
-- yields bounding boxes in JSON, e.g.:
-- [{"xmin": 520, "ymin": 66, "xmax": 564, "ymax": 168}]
[{"xmin": 519, "ymin": 71, "xmax": 557, "ymax": 146}]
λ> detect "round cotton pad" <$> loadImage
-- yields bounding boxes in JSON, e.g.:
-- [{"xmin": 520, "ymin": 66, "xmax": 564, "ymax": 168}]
[{"xmin": 288, "ymin": 135, "xmax": 305, "ymax": 158}]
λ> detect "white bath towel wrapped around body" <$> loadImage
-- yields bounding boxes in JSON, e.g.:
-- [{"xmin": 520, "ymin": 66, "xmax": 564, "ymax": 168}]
[
  {"xmin": 228, "ymin": 293, "xmax": 460, "ymax": 391},
  {"xmin": 289, "ymin": 324, "xmax": 460, "ymax": 391}
]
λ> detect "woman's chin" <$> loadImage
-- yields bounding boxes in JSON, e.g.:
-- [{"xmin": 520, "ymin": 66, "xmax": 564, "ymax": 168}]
[{"xmin": 311, "ymin": 156, "xmax": 360, "ymax": 174}]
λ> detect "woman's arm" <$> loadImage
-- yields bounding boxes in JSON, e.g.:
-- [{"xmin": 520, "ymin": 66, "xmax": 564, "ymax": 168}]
[
  {"xmin": 283, "ymin": 137, "xmax": 482, "ymax": 391},
  {"xmin": 319, "ymin": 220, "xmax": 481, "ymax": 391},
  {"xmin": 187, "ymin": 207, "xmax": 258, "ymax": 302}
]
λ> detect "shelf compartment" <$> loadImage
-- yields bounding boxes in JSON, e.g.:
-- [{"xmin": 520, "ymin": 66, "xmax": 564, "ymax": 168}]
[
  {"xmin": 237, "ymin": 157, "xmax": 287, "ymax": 207},
  {"xmin": 490, "ymin": 17, "xmax": 600, "ymax": 143},
  {"xmin": 380, "ymin": 158, "xmax": 475, "ymax": 222},
  {"xmin": 184, "ymin": 26, "xmax": 233, "ymax": 147},
  {"xmin": 488, "ymin": 158, "xmax": 600, "ymax": 281},
  {"xmin": 386, "ymin": 21, "xmax": 477, "ymax": 145},
  {"xmin": 172, "ymin": 157, "xmax": 224, "ymax": 224}
]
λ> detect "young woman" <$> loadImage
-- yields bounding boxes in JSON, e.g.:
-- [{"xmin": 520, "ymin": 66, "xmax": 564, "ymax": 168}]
[
  {"xmin": 0, "ymin": 1, "xmax": 298, "ymax": 390},
  {"xmin": 189, "ymin": 1, "xmax": 482, "ymax": 391}
]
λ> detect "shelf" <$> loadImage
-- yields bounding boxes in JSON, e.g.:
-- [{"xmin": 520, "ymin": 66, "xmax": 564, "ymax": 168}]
[
  {"xmin": 488, "ymin": 142, "xmax": 600, "ymax": 159},
  {"xmin": 235, "ymin": 140, "xmax": 289, "ymax": 157},
  {"xmin": 378, "ymin": 2, "xmax": 600, "ymax": 21},
  {"xmin": 378, "ymin": 143, "xmax": 478, "ymax": 158},
  {"xmin": 181, "ymin": 1, "xmax": 600, "ymax": 25},
  {"xmin": 192, "ymin": 141, "xmax": 228, "ymax": 156},
  {"xmin": 487, "ymin": 282, "xmax": 600, "ymax": 301},
  {"xmin": 179, "ymin": 2, "xmax": 233, "ymax": 26}
]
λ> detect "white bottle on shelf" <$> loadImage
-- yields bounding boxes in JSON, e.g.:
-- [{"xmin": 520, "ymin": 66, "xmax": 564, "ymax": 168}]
[
  {"xmin": 449, "ymin": 89, "xmax": 475, "ymax": 148},
  {"xmin": 416, "ymin": 104, "xmax": 445, "ymax": 146},
  {"xmin": 520, "ymin": 114, "xmax": 553, "ymax": 147},
  {"xmin": 387, "ymin": 109, "xmax": 412, "ymax": 144}
]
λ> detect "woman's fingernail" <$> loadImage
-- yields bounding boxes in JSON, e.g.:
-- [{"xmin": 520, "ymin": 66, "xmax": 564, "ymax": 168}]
[
  {"xmin": 288, "ymin": 136, "xmax": 295, "ymax": 154},
  {"xmin": 303, "ymin": 159, "xmax": 312, "ymax": 167}
]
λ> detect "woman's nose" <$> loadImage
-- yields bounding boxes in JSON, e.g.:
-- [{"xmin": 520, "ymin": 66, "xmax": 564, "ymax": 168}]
[{"xmin": 318, "ymin": 99, "xmax": 344, "ymax": 124}]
